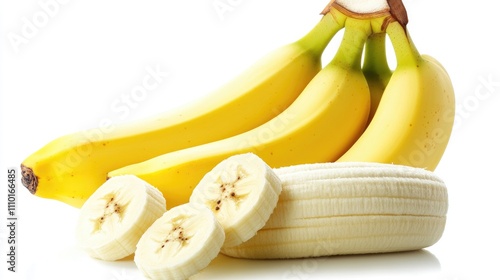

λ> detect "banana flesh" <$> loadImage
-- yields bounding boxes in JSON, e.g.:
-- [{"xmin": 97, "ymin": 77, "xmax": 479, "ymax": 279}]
[
  {"xmin": 189, "ymin": 153, "xmax": 282, "ymax": 248},
  {"xmin": 134, "ymin": 203, "xmax": 225, "ymax": 280},
  {"xmin": 75, "ymin": 175, "xmax": 166, "ymax": 261},
  {"xmin": 135, "ymin": 153, "xmax": 282, "ymax": 279},
  {"xmin": 77, "ymin": 157, "xmax": 448, "ymax": 272},
  {"xmin": 221, "ymin": 162, "xmax": 448, "ymax": 259}
]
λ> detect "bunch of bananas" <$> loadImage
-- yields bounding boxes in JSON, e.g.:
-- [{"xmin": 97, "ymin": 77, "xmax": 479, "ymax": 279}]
[{"xmin": 21, "ymin": 0, "xmax": 455, "ymax": 210}]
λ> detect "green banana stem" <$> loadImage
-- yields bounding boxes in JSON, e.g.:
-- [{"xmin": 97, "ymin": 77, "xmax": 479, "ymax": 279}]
[
  {"xmin": 331, "ymin": 18, "xmax": 372, "ymax": 69},
  {"xmin": 297, "ymin": 12, "xmax": 345, "ymax": 56},
  {"xmin": 363, "ymin": 33, "xmax": 392, "ymax": 86},
  {"xmin": 362, "ymin": 31, "xmax": 392, "ymax": 123},
  {"xmin": 386, "ymin": 21, "xmax": 421, "ymax": 67}
]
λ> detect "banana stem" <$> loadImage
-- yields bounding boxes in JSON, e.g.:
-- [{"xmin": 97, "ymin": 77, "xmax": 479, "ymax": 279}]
[
  {"xmin": 363, "ymin": 33, "xmax": 392, "ymax": 85},
  {"xmin": 297, "ymin": 12, "xmax": 345, "ymax": 56},
  {"xmin": 386, "ymin": 21, "xmax": 421, "ymax": 67},
  {"xmin": 330, "ymin": 18, "xmax": 372, "ymax": 70}
]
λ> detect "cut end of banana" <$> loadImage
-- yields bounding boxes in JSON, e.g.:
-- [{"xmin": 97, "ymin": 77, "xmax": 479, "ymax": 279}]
[
  {"xmin": 134, "ymin": 203, "xmax": 224, "ymax": 280},
  {"xmin": 189, "ymin": 153, "xmax": 282, "ymax": 248},
  {"xmin": 75, "ymin": 175, "xmax": 166, "ymax": 261}
]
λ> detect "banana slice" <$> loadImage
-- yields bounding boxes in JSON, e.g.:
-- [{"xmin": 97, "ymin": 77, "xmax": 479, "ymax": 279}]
[
  {"xmin": 189, "ymin": 153, "xmax": 282, "ymax": 247},
  {"xmin": 75, "ymin": 175, "xmax": 166, "ymax": 261},
  {"xmin": 134, "ymin": 203, "xmax": 224, "ymax": 280}
]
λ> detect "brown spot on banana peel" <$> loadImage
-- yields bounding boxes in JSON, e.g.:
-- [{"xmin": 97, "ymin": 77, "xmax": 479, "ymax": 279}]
[{"xmin": 21, "ymin": 164, "xmax": 38, "ymax": 194}]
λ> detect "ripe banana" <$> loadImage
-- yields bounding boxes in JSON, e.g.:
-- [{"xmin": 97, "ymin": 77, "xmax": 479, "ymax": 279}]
[
  {"xmin": 75, "ymin": 175, "xmax": 166, "ymax": 261},
  {"xmin": 189, "ymin": 153, "xmax": 282, "ymax": 248},
  {"xmin": 135, "ymin": 203, "xmax": 224, "ymax": 280},
  {"xmin": 221, "ymin": 162, "xmax": 448, "ymax": 259},
  {"xmin": 108, "ymin": 12, "xmax": 377, "ymax": 208},
  {"xmin": 338, "ymin": 20, "xmax": 455, "ymax": 170},
  {"xmin": 20, "ymin": 12, "xmax": 342, "ymax": 208}
]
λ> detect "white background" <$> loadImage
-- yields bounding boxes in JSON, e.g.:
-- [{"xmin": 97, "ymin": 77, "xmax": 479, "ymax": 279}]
[{"xmin": 1, "ymin": 0, "xmax": 499, "ymax": 279}]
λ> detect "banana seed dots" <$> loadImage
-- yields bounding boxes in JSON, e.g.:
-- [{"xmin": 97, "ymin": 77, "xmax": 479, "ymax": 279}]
[{"xmin": 214, "ymin": 176, "xmax": 241, "ymax": 211}]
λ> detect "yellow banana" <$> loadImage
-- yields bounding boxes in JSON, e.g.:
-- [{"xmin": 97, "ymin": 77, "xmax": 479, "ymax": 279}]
[
  {"xmin": 338, "ymin": 20, "xmax": 455, "ymax": 171},
  {"xmin": 108, "ymin": 13, "xmax": 377, "ymax": 208},
  {"xmin": 323, "ymin": 0, "xmax": 393, "ymax": 124},
  {"xmin": 20, "ymin": 13, "xmax": 342, "ymax": 207}
]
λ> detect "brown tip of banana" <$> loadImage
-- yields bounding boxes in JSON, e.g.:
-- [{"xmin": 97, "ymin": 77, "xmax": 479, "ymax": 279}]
[{"xmin": 21, "ymin": 164, "xmax": 38, "ymax": 194}]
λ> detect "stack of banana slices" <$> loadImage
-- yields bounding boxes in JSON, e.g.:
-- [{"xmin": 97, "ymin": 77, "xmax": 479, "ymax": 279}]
[{"xmin": 76, "ymin": 153, "xmax": 448, "ymax": 280}]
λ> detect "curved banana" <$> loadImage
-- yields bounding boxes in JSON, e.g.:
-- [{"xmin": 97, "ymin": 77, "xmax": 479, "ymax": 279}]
[
  {"xmin": 362, "ymin": 32, "xmax": 392, "ymax": 123},
  {"xmin": 338, "ymin": 20, "xmax": 455, "ymax": 171},
  {"xmin": 108, "ymin": 14, "xmax": 376, "ymax": 208},
  {"xmin": 20, "ymin": 13, "xmax": 342, "ymax": 208}
]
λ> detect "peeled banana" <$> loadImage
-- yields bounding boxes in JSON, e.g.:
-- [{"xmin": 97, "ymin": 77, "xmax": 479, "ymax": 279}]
[
  {"xmin": 338, "ymin": 20, "xmax": 455, "ymax": 171},
  {"xmin": 221, "ymin": 161, "xmax": 448, "ymax": 259},
  {"xmin": 20, "ymin": 11, "xmax": 342, "ymax": 208},
  {"xmin": 108, "ymin": 12, "xmax": 377, "ymax": 208}
]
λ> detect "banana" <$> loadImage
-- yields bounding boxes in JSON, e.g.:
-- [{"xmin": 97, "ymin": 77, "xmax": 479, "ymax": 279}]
[
  {"xmin": 362, "ymin": 32, "xmax": 392, "ymax": 123},
  {"xmin": 221, "ymin": 162, "xmax": 448, "ymax": 259},
  {"xmin": 75, "ymin": 175, "xmax": 166, "ymax": 261},
  {"xmin": 20, "ymin": 11, "xmax": 343, "ymax": 208},
  {"xmin": 337, "ymin": 19, "xmax": 455, "ymax": 171},
  {"xmin": 108, "ymin": 12, "xmax": 377, "ymax": 208},
  {"xmin": 134, "ymin": 203, "xmax": 224, "ymax": 280},
  {"xmin": 189, "ymin": 153, "xmax": 282, "ymax": 247}
]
